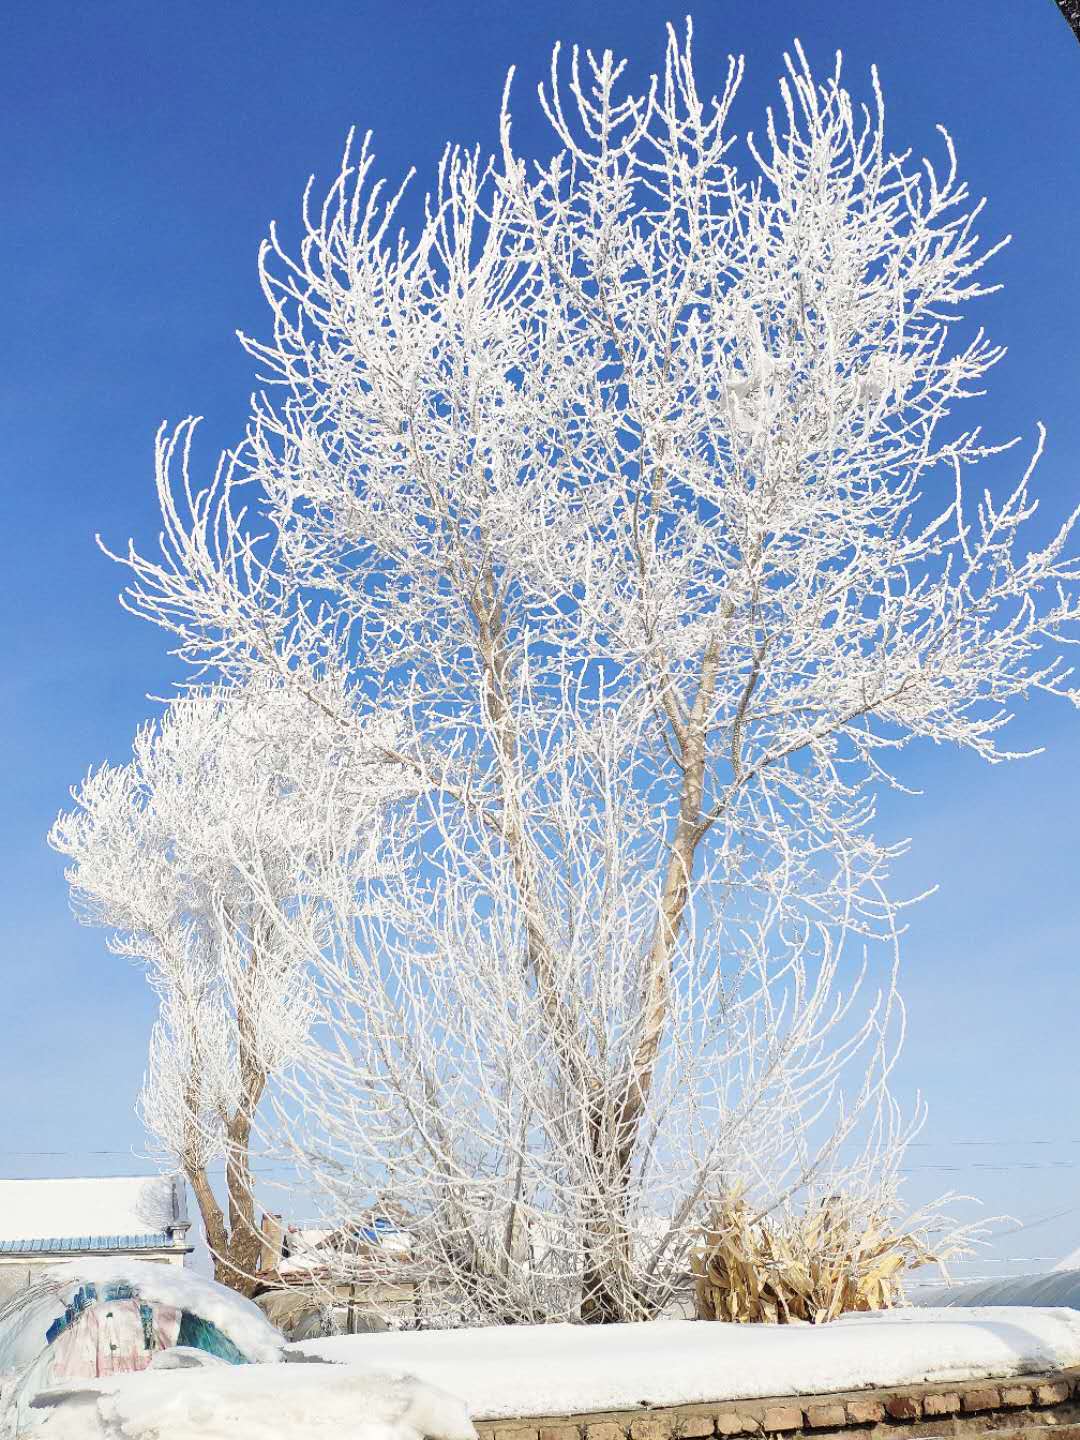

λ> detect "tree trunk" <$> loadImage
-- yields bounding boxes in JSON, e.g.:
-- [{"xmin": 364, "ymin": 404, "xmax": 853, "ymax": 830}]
[
  {"xmin": 217, "ymin": 942, "xmax": 269, "ymax": 1298},
  {"xmin": 471, "ymin": 571, "xmax": 721, "ymax": 1321},
  {"xmin": 221, "ymin": 1113, "xmax": 263, "ymax": 1297},
  {"xmin": 187, "ymin": 1162, "xmax": 230, "ymax": 1283},
  {"xmin": 580, "ymin": 635, "xmax": 723, "ymax": 1322},
  {"xmin": 180, "ymin": 936, "xmax": 269, "ymax": 1299},
  {"xmin": 183, "ymin": 1140, "xmax": 263, "ymax": 1298}
]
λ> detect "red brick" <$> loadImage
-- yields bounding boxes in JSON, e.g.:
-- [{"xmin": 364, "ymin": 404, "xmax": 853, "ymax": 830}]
[
  {"xmin": 845, "ymin": 1401, "xmax": 884, "ymax": 1425},
  {"xmin": 884, "ymin": 1397, "xmax": 920, "ymax": 1421},
  {"xmin": 761, "ymin": 1408, "xmax": 802, "ymax": 1433},
  {"xmin": 585, "ymin": 1426, "xmax": 625, "ymax": 1440},
  {"xmin": 1000, "ymin": 1386, "xmax": 1034, "ymax": 1408},
  {"xmin": 921, "ymin": 1393, "xmax": 960, "ymax": 1417},
  {"xmin": 960, "ymin": 1387, "xmax": 1000, "ymax": 1412},
  {"xmin": 715, "ymin": 1414, "xmax": 754, "ymax": 1437},
  {"xmin": 631, "ymin": 1421, "xmax": 673, "ymax": 1440},
  {"xmin": 803, "ymin": 1405, "xmax": 845, "ymax": 1430},
  {"xmin": 676, "ymin": 1415, "xmax": 717, "ymax": 1438},
  {"xmin": 1035, "ymin": 1382, "xmax": 1071, "ymax": 1406}
]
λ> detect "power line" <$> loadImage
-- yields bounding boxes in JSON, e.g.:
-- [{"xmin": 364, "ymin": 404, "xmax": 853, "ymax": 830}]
[
  {"xmin": 9, "ymin": 1136, "xmax": 1080, "ymax": 1156},
  {"xmin": 901, "ymin": 1161, "xmax": 1080, "ymax": 1172},
  {"xmin": 907, "ymin": 1139, "xmax": 1080, "ymax": 1148},
  {"xmin": 5, "ymin": 1149, "xmax": 1080, "ymax": 1174},
  {"xmin": 991, "ymin": 1204, "xmax": 1080, "ymax": 1236}
]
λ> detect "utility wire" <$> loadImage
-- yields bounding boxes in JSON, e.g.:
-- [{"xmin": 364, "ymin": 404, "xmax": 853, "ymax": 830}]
[{"xmin": 8, "ymin": 1138, "xmax": 1080, "ymax": 1157}]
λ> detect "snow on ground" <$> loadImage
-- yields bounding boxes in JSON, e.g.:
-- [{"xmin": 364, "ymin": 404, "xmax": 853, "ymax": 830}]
[
  {"xmin": 294, "ymin": 1308, "xmax": 1080, "ymax": 1420},
  {"xmin": 27, "ymin": 1366, "xmax": 478, "ymax": 1440},
  {"xmin": 9, "ymin": 1302, "xmax": 1080, "ymax": 1438}
]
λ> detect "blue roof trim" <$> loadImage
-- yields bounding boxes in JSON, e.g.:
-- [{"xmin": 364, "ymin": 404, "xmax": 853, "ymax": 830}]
[{"xmin": 0, "ymin": 1232, "xmax": 179, "ymax": 1255}]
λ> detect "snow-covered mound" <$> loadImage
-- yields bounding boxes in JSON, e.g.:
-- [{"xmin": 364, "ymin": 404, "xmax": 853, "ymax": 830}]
[
  {"xmin": 0, "ymin": 1259, "xmax": 285, "ymax": 1435},
  {"xmin": 27, "ymin": 1366, "xmax": 477, "ymax": 1440},
  {"xmin": 293, "ymin": 1308, "xmax": 1080, "ymax": 1419},
  {"xmin": 0, "ymin": 1259, "xmax": 283, "ymax": 1378}
]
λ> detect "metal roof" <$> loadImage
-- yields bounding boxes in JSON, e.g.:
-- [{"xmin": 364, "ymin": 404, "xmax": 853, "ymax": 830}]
[{"xmin": 0, "ymin": 1232, "xmax": 180, "ymax": 1256}]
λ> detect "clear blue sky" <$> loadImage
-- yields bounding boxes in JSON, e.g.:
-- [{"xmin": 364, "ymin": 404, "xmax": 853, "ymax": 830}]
[{"xmin": 1, "ymin": 0, "xmax": 1077, "ymax": 1280}]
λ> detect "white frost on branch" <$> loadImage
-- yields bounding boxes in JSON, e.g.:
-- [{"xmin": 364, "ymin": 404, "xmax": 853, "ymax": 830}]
[
  {"xmin": 94, "ymin": 24, "xmax": 1079, "ymax": 1321},
  {"xmin": 50, "ymin": 679, "xmax": 406, "ymax": 1292}
]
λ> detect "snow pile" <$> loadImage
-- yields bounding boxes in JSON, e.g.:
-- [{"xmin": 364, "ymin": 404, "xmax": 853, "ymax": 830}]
[
  {"xmin": 29, "ymin": 1366, "xmax": 477, "ymax": 1440},
  {"xmin": 294, "ymin": 1308, "xmax": 1080, "ymax": 1419},
  {"xmin": 275, "ymin": 1221, "xmax": 412, "ymax": 1277},
  {"xmin": 0, "ymin": 1259, "xmax": 287, "ymax": 1436}
]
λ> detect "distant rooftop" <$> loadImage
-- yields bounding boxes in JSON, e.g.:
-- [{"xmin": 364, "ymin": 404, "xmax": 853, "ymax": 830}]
[{"xmin": 0, "ymin": 1175, "xmax": 189, "ymax": 1252}]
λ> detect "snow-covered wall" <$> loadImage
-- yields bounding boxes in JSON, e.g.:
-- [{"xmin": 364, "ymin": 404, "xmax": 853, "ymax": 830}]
[{"xmin": 293, "ymin": 1309, "xmax": 1080, "ymax": 1420}]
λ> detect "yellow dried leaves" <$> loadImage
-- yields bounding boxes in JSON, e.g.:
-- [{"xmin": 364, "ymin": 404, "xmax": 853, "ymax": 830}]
[{"xmin": 690, "ymin": 1192, "xmax": 940, "ymax": 1325}]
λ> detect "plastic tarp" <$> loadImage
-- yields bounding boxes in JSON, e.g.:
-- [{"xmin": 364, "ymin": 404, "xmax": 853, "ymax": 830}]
[
  {"xmin": 0, "ymin": 1260, "xmax": 283, "ymax": 1435},
  {"xmin": 913, "ymin": 1268, "xmax": 1080, "ymax": 1310}
]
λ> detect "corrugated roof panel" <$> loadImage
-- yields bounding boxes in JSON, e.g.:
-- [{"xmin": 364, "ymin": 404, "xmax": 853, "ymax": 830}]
[{"xmin": 0, "ymin": 1233, "xmax": 174, "ymax": 1256}]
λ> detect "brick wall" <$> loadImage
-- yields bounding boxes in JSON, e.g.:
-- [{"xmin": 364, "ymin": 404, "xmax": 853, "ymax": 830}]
[{"xmin": 475, "ymin": 1367, "xmax": 1080, "ymax": 1440}]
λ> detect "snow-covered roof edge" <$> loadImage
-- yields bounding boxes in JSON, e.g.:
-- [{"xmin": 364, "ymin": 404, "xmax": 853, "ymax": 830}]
[{"xmin": 0, "ymin": 1174, "xmax": 190, "ymax": 1246}]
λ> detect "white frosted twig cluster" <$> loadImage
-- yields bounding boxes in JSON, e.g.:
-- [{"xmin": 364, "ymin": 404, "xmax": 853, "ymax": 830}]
[
  {"xmin": 50, "ymin": 678, "xmax": 403, "ymax": 1292},
  {"xmin": 86, "ymin": 25, "xmax": 1078, "ymax": 1321}
]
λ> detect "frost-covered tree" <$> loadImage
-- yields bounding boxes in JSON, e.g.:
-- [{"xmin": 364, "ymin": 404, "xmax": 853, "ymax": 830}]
[
  {"xmin": 50, "ymin": 680, "xmax": 402, "ymax": 1295},
  {"xmin": 103, "ymin": 27, "xmax": 1080, "ymax": 1321}
]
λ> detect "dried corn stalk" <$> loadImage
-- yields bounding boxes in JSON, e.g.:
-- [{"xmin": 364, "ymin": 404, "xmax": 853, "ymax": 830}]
[{"xmin": 691, "ymin": 1191, "xmax": 944, "ymax": 1324}]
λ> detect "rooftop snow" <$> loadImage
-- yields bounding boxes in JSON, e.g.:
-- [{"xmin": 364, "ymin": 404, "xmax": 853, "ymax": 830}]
[{"xmin": 0, "ymin": 1175, "xmax": 186, "ymax": 1246}]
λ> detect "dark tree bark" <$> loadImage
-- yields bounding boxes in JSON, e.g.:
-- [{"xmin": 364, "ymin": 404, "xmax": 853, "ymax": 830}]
[
  {"xmin": 1053, "ymin": 0, "xmax": 1080, "ymax": 44},
  {"xmin": 178, "ymin": 933, "xmax": 269, "ymax": 1299}
]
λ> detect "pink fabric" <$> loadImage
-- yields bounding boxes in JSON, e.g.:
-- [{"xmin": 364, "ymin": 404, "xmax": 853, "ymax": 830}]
[{"xmin": 48, "ymin": 1300, "xmax": 181, "ymax": 1379}]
